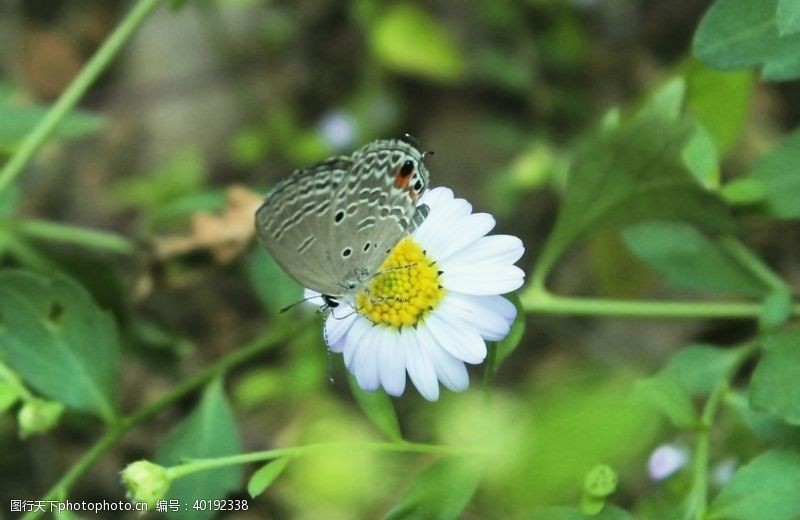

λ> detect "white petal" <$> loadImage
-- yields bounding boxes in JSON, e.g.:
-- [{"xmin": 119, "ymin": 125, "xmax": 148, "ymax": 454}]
[
  {"xmin": 353, "ymin": 326, "xmax": 381, "ymax": 391},
  {"xmin": 342, "ymin": 318, "xmax": 371, "ymax": 369},
  {"xmin": 425, "ymin": 311, "xmax": 487, "ymax": 364},
  {"xmin": 324, "ymin": 311, "xmax": 358, "ymax": 352},
  {"xmin": 480, "ymin": 294, "xmax": 518, "ymax": 321},
  {"xmin": 442, "ymin": 265, "xmax": 525, "ymax": 295},
  {"xmin": 378, "ymin": 332, "xmax": 406, "ymax": 396},
  {"xmin": 404, "ymin": 328, "xmax": 440, "ymax": 401},
  {"xmin": 441, "ymin": 235, "xmax": 524, "ymax": 270},
  {"xmin": 419, "ymin": 186, "xmax": 454, "ymax": 208},
  {"xmin": 413, "ymin": 192, "xmax": 473, "ymax": 251},
  {"xmin": 423, "ymin": 213, "xmax": 496, "ymax": 262},
  {"xmin": 441, "ymin": 293, "xmax": 514, "ymax": 342},
  {"xmin": 419, "ymin": 327, "xmax": 469, "ymax": 392}
]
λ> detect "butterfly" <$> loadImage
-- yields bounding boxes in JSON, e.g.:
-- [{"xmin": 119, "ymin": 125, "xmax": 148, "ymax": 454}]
[{"xmin": 255, "ymin": 138, "xmax": 432, "ymax": 309}]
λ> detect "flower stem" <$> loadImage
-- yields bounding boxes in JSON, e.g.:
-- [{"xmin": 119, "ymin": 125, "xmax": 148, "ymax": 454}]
[
  {"xmin": 684, "ymin": 342, "xmax": 757, "ymax": 520},
  {"xmin": 166, "ymin": 441, "xmax": 481, "ymax": 481},
  {"xmin": 685, "ymin": 382, "xmax": 727, "ymax": 520},
  {"xmin": 14, "ymin": 219, "xmax": 135, "ymax": 254},
  {"xmin": 0, "ymin": 0, "xmax": 162, "ymax": 196},
  {"xmin": 521, "ymin": 287, "xmax": 800, "ymax": 320},
  {"xmin": 20, "ymin": 326, "xmax": 294, "ymax": 520}
]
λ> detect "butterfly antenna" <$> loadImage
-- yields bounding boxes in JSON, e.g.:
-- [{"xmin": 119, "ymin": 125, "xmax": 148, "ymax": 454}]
[
  {"xmin": 279, "ymin": 294, "xmax": 319, "ymax": 313},
  {"xmin": 403, "ymin": 132, "xmax": 421, "ymax": 149}
]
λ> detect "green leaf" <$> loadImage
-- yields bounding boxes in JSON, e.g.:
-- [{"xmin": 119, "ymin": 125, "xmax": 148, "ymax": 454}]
[
  {"xmin": 682, "ymin": 123, "xmax": 720, "ymax": 188},
  {"xmin": 664, "ymin": 344, "xmax": 743, "ymax": 396},
  {"xmin": 721, "ymin": 177, "xmax": 766, "ymax": 205},
  {"xmin": 147, "ymin": 189, "xmax": 226, "ymax": 228},
  {"xmin": 762, "ymin": 43, "xmax": 800, "ymax": 80},
  {"xmin": 111, "ymin": 149, "xmax": 206, "ymax": 212},
  {"xmin": 750, "ymin": 328, "xmax": 800, "ymax": 425},
  {"xmin": 759, "ymin": 289, "xmax": 794, "ymax": 330},
  {"xmin": 693, "ymin": 0, "xmax": 800, "ymax": 80},
  {"xmin": 538, "ymin": 80, "xmax": 734, "ymax": 277},
  {"xmin": 777, "ymin": 0, "xmax": 800, "ymax": 35},
  {"xmin": 482, "ymin": 373, "xmax": 660, "ymax": 510},
  {"xmin": 747, "ymin": 128, "xmax": 800, "ymax": 218},
  {"xmin": 0, "ymin": 86, "xmax": 104, "ymax": 149},
  {"xmin": 708, "ymin": 449, "xmax": 800, "ymax": 520},
  {"xmin": 383, "ymin": 458, "xmax": 483, "ymax": 520},
  {"xmin": 247, "ymin": 458, "xmax": 289, "ymax": 498},
  {"xmin": 155, "ymin": 379, "xmax": 242, "ymax": 520},
  {"xmin": 529, "ymin": 506, "xmax": 634, "ymax": 520},
  {"xmin": 0, "ymin": 270, "xmax": 120, "ymax": 421},
  {"xmin": 370, "ymin": 4, "xmax": 465, "ymax": 82},
  {"xmin": 623, "ymin": 221, "xmax": 765, "ymax": 297},
  {"xmin": 636, "ymin": 343, "xmax": 742, "ymax": 429},
  {"xmin": 0, "ymin": 182, "xmax": 20, "ymax": 217},
  {"xmin": 639, "ymin": 78, "xmax": 685, "ymax": 119},
  {"xmin": 727, "ymin": 391, "xmax": 800, "ymax": 446},
  {"xmin": 347, "ymin": 373, "xmax": 402, "ymax": 442},
  {"xmin": 634, "ymin": 372, "xmax": 697, "ymax": 429},
  {"xmin": 682, "ymin": 59, "xmax": 754, "ymax": 155},
  {"xmin": 694, "ymin": 0, "xmax": 784, "ymax": 68},
  {"xmin": 246, "ymin": 248, "xmax": 302, "ymax": 316}
]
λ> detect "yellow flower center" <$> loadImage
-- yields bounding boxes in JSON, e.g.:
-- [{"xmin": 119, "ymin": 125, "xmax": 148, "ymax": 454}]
[{"xmin": 356, "ymin": 236, "xmax": 446, "ymax": 329}]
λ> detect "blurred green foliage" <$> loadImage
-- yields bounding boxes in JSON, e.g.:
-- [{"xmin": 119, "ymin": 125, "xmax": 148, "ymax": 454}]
[
  {"xmin": 0, "ymin": 84, "xmax": 104, "ymax": 156},
  {"xmin": 2, "ymin": 0, "xmax": 800, "ymax": 518},
  {"xmin": 156, "ymin": 379, "xmax": 242, "ymax": 520}
]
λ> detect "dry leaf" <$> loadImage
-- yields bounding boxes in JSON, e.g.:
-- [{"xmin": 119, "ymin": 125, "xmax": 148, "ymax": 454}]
[{"xmin": 153, "ymin": 185, "xmax": 263, "ymax": 263}]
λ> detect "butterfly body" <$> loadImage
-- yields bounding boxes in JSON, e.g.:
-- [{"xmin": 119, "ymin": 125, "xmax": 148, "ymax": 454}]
[{"xmin": 255, "ymin": 138, "xmax": 431, "ymax": 306}]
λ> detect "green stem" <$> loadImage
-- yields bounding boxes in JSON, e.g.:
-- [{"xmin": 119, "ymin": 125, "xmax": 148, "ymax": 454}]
[
  {"xmin": 14, "ymin": 219, "xmax": 135, "ymax": 254},
  {"xmin": 521, "ymin": 287, "xmax": 800, "ymax": 320},
  {"xmin": 685, "ymin": 382, "xmax": 727, "ymax": 520},
  {"xmin": 684, "ymin": 342, "xmax": 757, "ymax": 520},
  {"xmin": 0, "ymin": 0, "xmax": 162, "ymax": 196},
  {"xmin": 719, "ymin": 237, "xmax": 791, "ymax": 293},
  {"xmin": 20, "ymin": 326, "xmax": 294, "ymax": 520},
  {"xmin": 167, "ymin": 441, "xmax": 481, "ymax": 481}
]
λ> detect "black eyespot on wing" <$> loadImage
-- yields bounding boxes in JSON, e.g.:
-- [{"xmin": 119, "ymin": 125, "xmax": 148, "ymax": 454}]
[
  {"xmin": 414, "ymin": 180, "xmax": 423, "ymax": 191},
  {"xmin": 342, "ymin": 247, "xmax": 352, "ymax": 258},
  {"xmin": 334, "ymin": 210, "xmax": 345, "ymax": 223},
  {"xmin": 363, "ymin": 242, "xmax": 370, "ymax": 252},
  {"xmin": 400, "ymin": 160, "xmax": 414, "ymax": 177}
]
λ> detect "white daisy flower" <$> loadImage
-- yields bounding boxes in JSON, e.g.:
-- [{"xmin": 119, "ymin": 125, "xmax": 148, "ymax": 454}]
[{"xmin": 306, "ymin": 187, "xmax": 525, "ymax": 401}]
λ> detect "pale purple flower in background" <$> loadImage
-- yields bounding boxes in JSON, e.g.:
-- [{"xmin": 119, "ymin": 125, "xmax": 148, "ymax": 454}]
[
  {"xmin": 648, "ymin": 443, "xmax": 690, "ymax": 481},
  {"xmin": 318, "ymin": 110, "xmax": 358, "ymax": 150}
]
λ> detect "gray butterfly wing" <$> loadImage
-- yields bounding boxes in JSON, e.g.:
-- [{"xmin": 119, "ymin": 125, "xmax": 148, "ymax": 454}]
[
  {"xmin": 324, "ymin": 139, "xmax": 431, "ymax": 291},
  {"xmin": 255, "ymin": 139, "xmax": 431, "ymax": 297},
  {"xmin": 255, "ymin": 156, "xmax": 352, "ymax": 295}
]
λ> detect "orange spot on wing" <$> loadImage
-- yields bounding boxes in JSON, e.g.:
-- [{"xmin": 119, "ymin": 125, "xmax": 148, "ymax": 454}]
[{"xmin": 394, "ymin": 170, "xmax": 412, "ymax": 188}]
